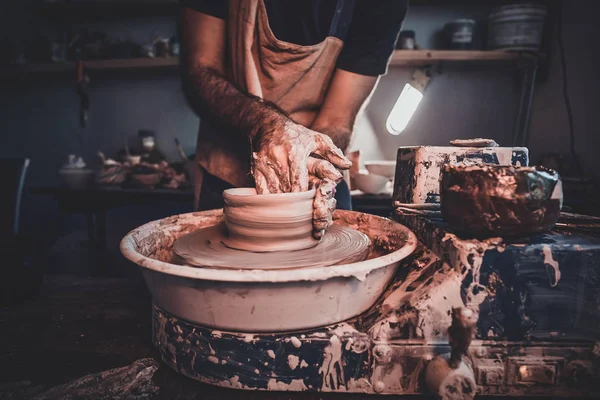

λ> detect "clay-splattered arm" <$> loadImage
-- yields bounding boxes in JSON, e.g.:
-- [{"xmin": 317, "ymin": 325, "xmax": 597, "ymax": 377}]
[
  {"xmin": 181, "ymin": 8, "xmax": 351, "ymax": 200},
  {"xmin": 180, "ymin": 9, "xmax": 285, "ymax": 142}
]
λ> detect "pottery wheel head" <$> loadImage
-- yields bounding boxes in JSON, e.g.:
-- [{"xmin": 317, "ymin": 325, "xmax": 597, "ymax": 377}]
[{"xmin": 173, "ymin": 222, "xmax": 371, "ymax": 270}]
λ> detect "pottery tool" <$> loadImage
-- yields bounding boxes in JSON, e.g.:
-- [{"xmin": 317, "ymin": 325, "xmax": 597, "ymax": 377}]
[
  {"xmin": 174, "ymin": 138, "xmax": 187, "ymax": 161},
  {"xmin": 174, "ymin": 137, "xmax": 195, "ymax": 182}
]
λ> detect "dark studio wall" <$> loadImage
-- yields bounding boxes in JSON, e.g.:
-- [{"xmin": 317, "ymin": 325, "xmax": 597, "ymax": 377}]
[{"xmin": 0, "ymin": 1, "xmax": 598, "ymax": 276}]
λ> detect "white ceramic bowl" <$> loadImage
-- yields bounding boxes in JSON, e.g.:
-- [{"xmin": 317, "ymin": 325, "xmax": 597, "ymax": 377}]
[
  {"xmin": 364, "ymin": 160, "xmax": 396, "ymax": 179},
  {"xmin": 120, "ymin": 209, "xmax": 418, "ymax": 332},
  {"xmin": 127, "ymin": 155, "xmax": 141, "ymax": 165},
  {"xmin": 222, "ymin": 188, "xmax": 318, "ymax": 252},
  {"xmin": 352, "ymin": 170, "xmax": 389, "ymax": 194},
  {"xmin": 58, "ymin": 168, "xmax": 94, "ymax": 189}
]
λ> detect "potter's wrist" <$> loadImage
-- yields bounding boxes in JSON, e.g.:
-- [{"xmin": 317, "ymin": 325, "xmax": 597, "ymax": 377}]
[{"xmin": 250, "ymin": 107, "xmax": 289, "ymax": 146}]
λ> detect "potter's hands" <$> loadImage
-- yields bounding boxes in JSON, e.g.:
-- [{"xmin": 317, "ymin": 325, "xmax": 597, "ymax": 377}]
[
  {"xmin": 252, "ymin": 120, "xmax": 351, "ymax": 193},
  {"xmin": 251, "ymin": 120, "xmax": 351, "ymax": 238}
]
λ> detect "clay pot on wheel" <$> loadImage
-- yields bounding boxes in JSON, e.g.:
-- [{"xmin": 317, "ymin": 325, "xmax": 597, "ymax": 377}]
[
  {"xmin": 222, "ymin": 188, "xmax": 319, "ymax": 252},
  {"xmin": 440, "ymin": 164, "xmax": 562, "ymax": 237}
]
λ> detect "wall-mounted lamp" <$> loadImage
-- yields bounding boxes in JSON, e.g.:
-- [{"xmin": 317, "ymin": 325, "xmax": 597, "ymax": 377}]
[{"xmin": 386, "ymin": 67, "xmax": 432, "ymax": 135}]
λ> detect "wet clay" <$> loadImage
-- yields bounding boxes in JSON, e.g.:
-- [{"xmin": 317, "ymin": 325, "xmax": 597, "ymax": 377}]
[
  {"xmin": 173, "ymin": 222, "xmax": 371, "ymax": 270},
  {"xmin": 440, "ymin": 164, "xmax": 562, "ymax": 237},
  {"xmin": 223, "ymin": 187, "xmax": 318, "ymax": 252}
]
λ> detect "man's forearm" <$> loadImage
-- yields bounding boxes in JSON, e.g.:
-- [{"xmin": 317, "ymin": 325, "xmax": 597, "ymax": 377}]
[
  {"xmin": 183, "ymin": 66, "xmax": 287, "ymax": 141},
  {"xmin": 309, "ymin": 69, "xmax": 378, "ymax": 154}
]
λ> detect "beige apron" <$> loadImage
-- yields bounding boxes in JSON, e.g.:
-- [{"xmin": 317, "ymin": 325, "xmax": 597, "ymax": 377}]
[{"xmin": 194, "ymin": 0, "xmax": 351, "ymax": 209}]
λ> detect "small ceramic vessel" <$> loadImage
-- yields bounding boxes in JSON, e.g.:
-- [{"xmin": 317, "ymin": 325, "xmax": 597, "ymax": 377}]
[{"xmin": 222, "ymin": 188, "xmax": 319, "ymax": 252}]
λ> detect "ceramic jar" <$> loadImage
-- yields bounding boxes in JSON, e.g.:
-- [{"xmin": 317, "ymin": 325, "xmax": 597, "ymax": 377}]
[{"xmin": 222, "ymin": 188, "xmax": 319, "ymax": 252}]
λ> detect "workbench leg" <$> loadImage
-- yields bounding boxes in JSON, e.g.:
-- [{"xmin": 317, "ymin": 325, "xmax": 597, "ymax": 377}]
[
  {"xmin": 88, "ymin": 209, "xmax": 108, "ymax": 277},
  {"xmin": 96, "ymin": 209, "xmax": 107, "ymax": 253},
  {"xmin": 86, "ymin": 212, "xmax": 96, "ymax": 245}
]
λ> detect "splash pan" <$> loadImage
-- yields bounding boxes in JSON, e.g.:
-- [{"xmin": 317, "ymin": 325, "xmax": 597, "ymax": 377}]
[{"xmin": 120, "ymin": 210, "xmax": 417, "ymax": 332}]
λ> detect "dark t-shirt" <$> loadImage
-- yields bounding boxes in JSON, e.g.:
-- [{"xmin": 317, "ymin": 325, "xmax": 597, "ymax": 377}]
[{"xmin": 181, "ymin": 0, "xmax": 408, "ymax": 76}]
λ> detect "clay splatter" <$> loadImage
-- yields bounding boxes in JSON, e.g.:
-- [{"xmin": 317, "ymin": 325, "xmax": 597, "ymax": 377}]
[
  {"xmin": 542, "ymin": 245, "xmax": 561, "ymax": 287},
  {"xmin": 290, "ymin": 336, "xmax": 302, "ymax": 348},
  {"xmin": 318, "ymin": 335, "xmax": 344, "ymax": 391},
  {"xmin": 288, "ymin": 355, "xmax": 300, "ymax": 370},
  {"xmin": 267, "ymin": 379, "xmax": 308, "ymax": 391}
]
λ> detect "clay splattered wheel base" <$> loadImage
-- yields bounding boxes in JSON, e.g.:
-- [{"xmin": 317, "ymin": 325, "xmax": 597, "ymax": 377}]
[{"xmin": 173, "ymin": 222, "xmax": 371, "ymax": 270}]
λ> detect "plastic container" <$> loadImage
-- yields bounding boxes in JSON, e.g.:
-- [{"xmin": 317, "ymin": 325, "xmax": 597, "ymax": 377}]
[
  {"xmin": 487, "ymin": 3, "xmax": 547, "ymax": 51},
  {"xmin": 444, "ymin": 19, "xmax": 476, "ymax": 50}
]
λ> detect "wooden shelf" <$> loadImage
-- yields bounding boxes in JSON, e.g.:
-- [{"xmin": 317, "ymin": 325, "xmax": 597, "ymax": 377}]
[
  {"xmin": 0, "ymin": 57, "xmax": 179, "ymax": 79},
  {"xmin": 84, "ymin": 57, "xmax": 179, "ymax": 71},
  {"xmin": 389, "ymin": 50, "xmax": 536, "ymax": 66},
  {"xmin": 1, "ymin": 50, "xmax": 537, "ymax": 80},
  {"xmin": 35, "ymin": 0, "xmax": 552, "ymax": 21}
]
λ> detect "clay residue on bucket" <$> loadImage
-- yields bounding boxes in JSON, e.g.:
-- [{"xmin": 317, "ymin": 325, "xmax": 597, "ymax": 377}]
[
  {"xmin": 128, "ymin": 210, "xmax": 224, "ymax": 263},
  {"xmin": 132, "ymin": 210, "xmax": 413, "ymax": 267},
  {"xmin": 333, "ymin": 212, "xmax": 416, "ymax": 260}
]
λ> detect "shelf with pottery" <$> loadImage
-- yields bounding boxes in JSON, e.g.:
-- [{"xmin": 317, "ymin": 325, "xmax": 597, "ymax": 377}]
[
  {"xmin": 34, "ymin": 0, "xmax": 535, "ymax": 20},
  {"xmin": 389, "ymin": 50, "xmax": 540, "ymax": 66},
  {"xmin": 0, "ymin": 57, "xmax": 180, "ymax": 79},
  {"xmin": 1, "ymin": 49, "xmax": 539, "ymax": 79}
]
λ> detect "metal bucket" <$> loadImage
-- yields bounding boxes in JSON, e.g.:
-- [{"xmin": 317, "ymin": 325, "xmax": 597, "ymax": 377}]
[
  {"xmin": 487, "ymin": 3, "xmax": 547, "ymax": 51},
  {"xmin": 120, "ymin": 210, "xmax": 417, "ymax": 332}
]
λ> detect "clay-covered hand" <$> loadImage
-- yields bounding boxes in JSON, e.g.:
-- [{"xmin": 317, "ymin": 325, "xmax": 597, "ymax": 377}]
[
  {"xmin": 310, "ymin": 178, "xmax": 337, "ymax": 239},
  {"xmin": 252, "ymin": 120, "xmax": 351, "ymax": 237},
  {"xmin": 252, "ymin": 120, "xmax": 351, "ymax": 193}
]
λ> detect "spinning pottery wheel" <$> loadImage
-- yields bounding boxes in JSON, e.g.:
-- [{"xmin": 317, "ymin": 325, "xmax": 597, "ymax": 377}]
[
  {"xmin": 173, "ymin": 222, "xmax": 371, "ymax": 270},
  {"xmin": 121, "ymin": 207, "xmax": 417, "ymax": 332},
  {"xmin": 173, "ymin": 188, "xmax": 371, "ymax": 270}
]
